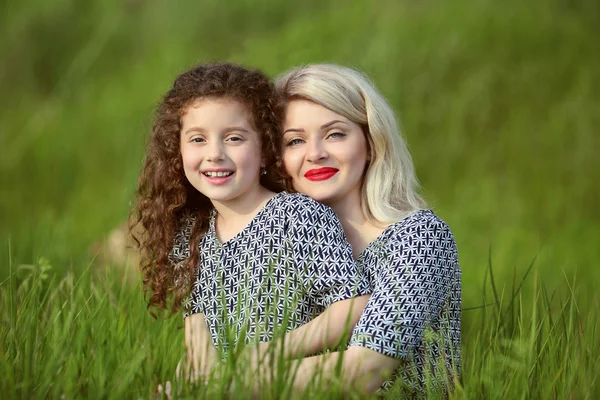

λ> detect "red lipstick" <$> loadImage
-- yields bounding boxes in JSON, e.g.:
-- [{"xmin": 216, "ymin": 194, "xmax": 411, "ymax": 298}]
[{"xmin": 304, "ymin": 167, "xmax": 339, "ymax": 181}]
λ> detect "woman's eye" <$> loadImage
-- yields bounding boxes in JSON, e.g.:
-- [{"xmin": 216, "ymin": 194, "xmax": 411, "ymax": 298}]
[
  {"xmin": 327, "ymin": 131, "xmax": 346, "ymax": 139},
  {"xmin": 286, "ymin": 138, "xmax": 305, "ymax": 147}
]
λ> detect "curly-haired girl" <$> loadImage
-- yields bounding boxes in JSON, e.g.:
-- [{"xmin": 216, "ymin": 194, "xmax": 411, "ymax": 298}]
[{"xmin": 131, "ymin": 62, "xmax": 369, "ymax": 381}]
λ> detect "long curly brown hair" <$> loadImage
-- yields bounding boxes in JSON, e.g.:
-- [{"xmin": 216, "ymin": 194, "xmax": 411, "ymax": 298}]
[{"xmin": 130, "ymin": 62, "xmax": 285, "ymax": 316}]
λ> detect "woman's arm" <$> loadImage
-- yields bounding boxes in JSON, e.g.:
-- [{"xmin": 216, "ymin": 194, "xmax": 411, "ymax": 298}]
[
  {"xmin": 267, "ymin": 197, "xmax": 371, "ymax": 360},
  {"xmin": 183, "ymin": 313, "xmax": 219, "ymax": 382},
  {"xmin": 253, "ymin": 294, "xmax": 370, "ymax": 361},
  {"xmin": 289, "ymin": 346, "xmax": 400, "ymax": 395}
]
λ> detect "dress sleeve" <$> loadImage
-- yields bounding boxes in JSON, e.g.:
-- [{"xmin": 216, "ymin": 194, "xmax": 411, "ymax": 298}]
[
  {"xmin": 169, "ymin": 215, "xmax": 203, "ymax": 319},
  {"xmin": 288, "ymin": 196, "xmax": 370, "ymax": 309},
  {"xmin": 349, "ymin": 215, "xmax": 459, "ymax": 360}
]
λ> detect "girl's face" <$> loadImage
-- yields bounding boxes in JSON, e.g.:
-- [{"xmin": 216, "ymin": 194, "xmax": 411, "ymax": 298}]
[
  {"xmin": 180, "ymin": 98, "xmax": 264, "ymax": 206},
  {"xmin": 282, "ymin": 99, "xmax": 369, "ymax": 207}
]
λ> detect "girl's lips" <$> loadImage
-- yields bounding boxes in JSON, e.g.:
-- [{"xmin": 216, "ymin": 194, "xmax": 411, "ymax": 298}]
[
  {"xmin": 304, "ymin": 167, "xmax": 339, "ymax": 181},
  {"xmin": 203, "ymin": 172, "xmax": 234, "ymax": 185}
]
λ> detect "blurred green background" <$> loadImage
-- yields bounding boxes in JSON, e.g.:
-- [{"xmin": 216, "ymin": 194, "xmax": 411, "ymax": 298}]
[
  {"xmin": 1, "ymin": 0, "xmax": 600, "ymax": 397},
  {"xmin": 1, "ymin": 0, "xmax": 599, "ymax": 328}
]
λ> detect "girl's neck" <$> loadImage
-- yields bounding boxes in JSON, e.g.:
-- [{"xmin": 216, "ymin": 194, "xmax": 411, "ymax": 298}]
[
  {"xmin": 328, "ymin": 189, "xmax": 389, "ymax": 259},
  {"xmin": 211, "ymin": 186, "xmax": 277, "ymax": 242}
]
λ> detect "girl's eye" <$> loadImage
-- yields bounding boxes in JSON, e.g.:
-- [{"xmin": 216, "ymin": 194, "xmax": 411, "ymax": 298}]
[
  {"xmin": 327, "ymin": 131, "xmax": 346, "ymax": 140},
  {"xmin": 286, "ymin": 138, "xmax": 305, "ymax": 147},
  {"xmin": 190, "ymin": 137, "xmax": 205, "ymax": 143},
  {"xmin": 227, "ymin": 136, "xmax": 244, "ymax": 143}
]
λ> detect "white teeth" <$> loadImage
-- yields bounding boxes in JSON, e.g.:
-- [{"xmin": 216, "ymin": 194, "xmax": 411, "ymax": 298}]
[{"xmin": 204, "ymin": 171, "xmax": 233, "ymax": 177}]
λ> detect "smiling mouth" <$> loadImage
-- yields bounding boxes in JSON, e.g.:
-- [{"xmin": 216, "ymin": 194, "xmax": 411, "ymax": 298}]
[{"xmin": 203, "ymin": 171, "xmax": 233, "ymax": 178}]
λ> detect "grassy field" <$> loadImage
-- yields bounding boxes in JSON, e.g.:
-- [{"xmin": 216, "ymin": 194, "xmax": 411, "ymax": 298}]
[{"xmin": 1, "ymin": 0, "xmax": 599, "ymax": 398}]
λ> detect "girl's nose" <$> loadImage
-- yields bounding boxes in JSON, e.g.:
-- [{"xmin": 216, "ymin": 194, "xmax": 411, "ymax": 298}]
[{"xmin": 205, "ymin": 141, "xmax": 225, "ymax": 162}]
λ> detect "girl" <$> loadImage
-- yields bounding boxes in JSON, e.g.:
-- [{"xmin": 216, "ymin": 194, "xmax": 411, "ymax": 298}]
[
  {"xmin": 131, "ymin": 62, "xmax": 370, "ymax": 382},
  {"xmin": 267, "ymin": 64, "xmax": 462, "ymax": 395}
]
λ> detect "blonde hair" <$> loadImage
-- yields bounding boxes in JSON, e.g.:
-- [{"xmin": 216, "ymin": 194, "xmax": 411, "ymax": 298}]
[{"xmin": 275, "ymin": 64, "xmax": 427, "ymax": 224}]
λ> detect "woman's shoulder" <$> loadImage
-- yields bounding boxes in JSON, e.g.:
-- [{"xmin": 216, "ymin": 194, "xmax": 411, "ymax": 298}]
[
  {"xmin": 367, "ymin": 209, "xmax": 459, "ymax": 274},
  {"xmin": 381, "ymin": 209, "xmax": 456, "ymax": 248},
  {"xmin": 386, "ymin": 210, "xmax": 450, "ymax": 235}
]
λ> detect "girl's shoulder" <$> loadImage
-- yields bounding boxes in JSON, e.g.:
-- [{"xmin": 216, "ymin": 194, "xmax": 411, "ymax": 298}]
[
  {"xmin": 176, "ymin": 211, "xmax": 197, "ymax": 241},
  {"xmin": 267, "ymin": 192, "xmax": 343, "ymax": 237},
  {"xmin": 169, "ymin": 211, "xmax": 197, "ymax": 264},
  {"xmin": 270, "ymin": 192, "xmax": 336, "ymax": 218}
]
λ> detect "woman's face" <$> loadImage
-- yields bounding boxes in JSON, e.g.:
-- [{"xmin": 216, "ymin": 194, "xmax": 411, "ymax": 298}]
[{"xmin": 281, "ymin": 99, "xmax": 369, "ymax": 207}]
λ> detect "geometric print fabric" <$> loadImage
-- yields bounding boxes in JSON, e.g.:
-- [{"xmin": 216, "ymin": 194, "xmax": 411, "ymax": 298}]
[
  {"xmin": 171, "ymin": 192, "xmax": 369, "ymax": 357},
  {"xmin": 348, "ymin": 210, "xmax": 461, "ymax": 392}
]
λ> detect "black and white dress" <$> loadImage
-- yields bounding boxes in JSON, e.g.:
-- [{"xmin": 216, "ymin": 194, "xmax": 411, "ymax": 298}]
[
  {"xmin": 348, "ymin": 210, "xmax": 461, "ymax": 392},
  {"xmin": 171, "ymin": 192, "xmax": 369, "ymax": 356}
]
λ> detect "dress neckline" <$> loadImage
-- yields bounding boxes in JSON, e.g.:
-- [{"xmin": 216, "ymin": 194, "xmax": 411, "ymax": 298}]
[{"xmin": 208, "ymin": 191, "xmax": 286, "ymax": 246}]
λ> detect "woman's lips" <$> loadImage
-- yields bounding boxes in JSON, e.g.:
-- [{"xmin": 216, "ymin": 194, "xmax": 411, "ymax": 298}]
[{"xmin": 304, "ymin": 167, "xmax": 339, "ymax": 181}]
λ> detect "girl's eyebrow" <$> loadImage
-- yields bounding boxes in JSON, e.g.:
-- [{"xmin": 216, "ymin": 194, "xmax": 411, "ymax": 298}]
[
  {"xmin": 183, "ymin": 127, "xmax": 206, "ymax": 136},
  {"xmin": 183, "ymin": 126, "xmax": 250, "ymax": 135},
  {"xmin": 222, "ymin": 126, "xmax": 251, "ymax": 134}
]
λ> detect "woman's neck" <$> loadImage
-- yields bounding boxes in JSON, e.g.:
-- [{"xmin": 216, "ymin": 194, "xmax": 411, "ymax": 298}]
[
  {"xmin": 328, "ymin": 190, "xmax": 389, "ymax": 259},
  {"xmin": 211, "ymin": 186, "xmax": 276, "ymax": 242}
]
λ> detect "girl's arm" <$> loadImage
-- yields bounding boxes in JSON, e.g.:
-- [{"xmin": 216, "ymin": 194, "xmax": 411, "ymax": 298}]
[{"xmin": 184, "ymin": 313, "xmax": 219, "ymax": 382}]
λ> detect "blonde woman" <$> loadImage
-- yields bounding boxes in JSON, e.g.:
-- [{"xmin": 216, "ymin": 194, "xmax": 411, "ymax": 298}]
[{"xmin": 259, "ymin": 64, "xmax": 461, "ymax": 395}]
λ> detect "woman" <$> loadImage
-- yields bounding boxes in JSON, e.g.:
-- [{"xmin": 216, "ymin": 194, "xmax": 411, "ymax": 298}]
[{"xmin": 266, "ymin": 64, "xmax": 461, "ymax": 395}]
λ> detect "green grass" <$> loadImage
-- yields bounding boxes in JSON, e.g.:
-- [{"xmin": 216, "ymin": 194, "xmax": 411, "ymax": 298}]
[
  {"xmin": 1, "ymin": 255, "xmax": 598, "ymax": 398},
  {"xmin": 1, "ymin": 0, "xmax": 599, "ymax": 397}
]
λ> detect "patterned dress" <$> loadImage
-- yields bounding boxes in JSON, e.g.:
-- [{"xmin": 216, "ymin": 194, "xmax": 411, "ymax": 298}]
[
  {"xmin": 348, "ymin": 210, "xmax": 461, "ymax": 393},
  {"xmin": 171, "ymin": 192, "xmax": 369, "ymax": 356}
]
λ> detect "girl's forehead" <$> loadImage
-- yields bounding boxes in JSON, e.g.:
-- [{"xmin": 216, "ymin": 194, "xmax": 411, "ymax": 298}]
[
  {"xmin": 180, "ymin": 97, "xmax": 259, "ymax": 133},
  {"xmin": 183, "ymin": 97, "xmax": 251, "ymax": 119},
  {"xmin": 187, "ymin": 96, "xmax": 246, "ymax": 112}
]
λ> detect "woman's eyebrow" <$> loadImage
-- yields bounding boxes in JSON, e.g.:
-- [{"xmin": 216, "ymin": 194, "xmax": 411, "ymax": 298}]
[
  {"xmin": 320, "ymin": 120, "xmax": 347, "ymax": 129},
  {"xmin": 284, "ymin": 120, "xmax": 347, "ymax": 135},
  {"xmin": 283, "ymin": 128, "xmax": 304, "ymax": 135}
]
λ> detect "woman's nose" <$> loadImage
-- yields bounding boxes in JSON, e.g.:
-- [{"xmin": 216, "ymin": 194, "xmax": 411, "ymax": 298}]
[{"xmin": 306, "ymin": 139, "xmax": 328, "ymax": 162}]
